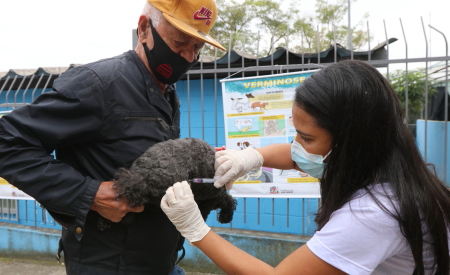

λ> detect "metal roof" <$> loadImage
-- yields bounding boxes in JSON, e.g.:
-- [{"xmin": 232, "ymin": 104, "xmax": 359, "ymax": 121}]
[{"xmin": 194, "ymin": 38, "xmax": 397, "ymax": 69}]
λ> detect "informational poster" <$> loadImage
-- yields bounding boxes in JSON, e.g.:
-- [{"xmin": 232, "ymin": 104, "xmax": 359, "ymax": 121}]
[
  {"xmin": 0, "ymin": 178, "xmax": 33, "ymax": 200},
  {"xmin": 220, "ymin": 71, "xmax": 321, "ymax": 198}
]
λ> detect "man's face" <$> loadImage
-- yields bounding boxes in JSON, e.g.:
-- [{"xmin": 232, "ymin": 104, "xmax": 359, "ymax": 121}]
[{"xmin": 152, "ymin": 18, "xmax": 205, "ymax": 63}]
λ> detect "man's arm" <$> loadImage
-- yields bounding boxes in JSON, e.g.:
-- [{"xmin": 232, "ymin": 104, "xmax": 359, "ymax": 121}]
[{"xmin": 0, "ymin": 75, "xmax": 141, "ymax": 237}]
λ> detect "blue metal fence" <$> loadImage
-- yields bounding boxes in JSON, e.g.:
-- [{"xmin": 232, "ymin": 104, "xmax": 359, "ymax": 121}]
[
  {"xmin": 0, "ymin": 199, "xmax": 61, "ymax": 230},
  {"xmin": 208, "ymin": 198, "xmax": 319, "ymax": 235},
  {"xmin": 0, "ymin": 81, "xmax": 319, "ymax": 236},
  {"xmin": 0, "ymin": 197, "xmax": 319, "ymax": 235}
]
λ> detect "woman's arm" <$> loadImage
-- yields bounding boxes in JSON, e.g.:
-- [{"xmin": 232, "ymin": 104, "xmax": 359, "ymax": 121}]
[
  {"xmin": 193, "ymin": 230, "xmax": 346, "ymax": 275},
  {"xmin": 256, "ymin": 143, "xmax": 297, "ymax": 170},
  {"xmin": 161, "ymin": 182, "xmax": 346, "ymax": 275},
  {"xmin": 194, "ymin": 230, "xmax": 346, "ymax": 275}
]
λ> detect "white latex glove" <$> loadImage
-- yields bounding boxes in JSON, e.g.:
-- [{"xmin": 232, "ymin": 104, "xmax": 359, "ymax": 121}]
[
  {"xmin": 160, "ymin": 181, "xmax": 210, "ymax": 243},
  {"xmin": 214, "ymin": 147, "xmax": 264, "ymax": 190}
]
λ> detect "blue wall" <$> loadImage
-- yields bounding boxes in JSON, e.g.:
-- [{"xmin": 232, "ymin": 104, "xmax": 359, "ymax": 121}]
[
  {"xmin": 207, "ymin": 198, "xmax": 318, "ymax": 235},
  {"xmin": 416, "ymin": 119, "xmax": 450, "ymax": 187},
  {"xmin": 177, "ymin": 78, "xmax": 226, "ymax": 147},
  {"xmin": 0, "ymin": 222, "xmax": 308, "ymax": 273},
  {"xmin": 0, "ymin": 223, "xmax": 60, "ymax": 260},
  {"xmin": 1, "ymin": 198, "xmax": 318, "ymax": 235},
  {"xmin": 1, "ymin": 200, "xmax": 61, "ymax": 230}
]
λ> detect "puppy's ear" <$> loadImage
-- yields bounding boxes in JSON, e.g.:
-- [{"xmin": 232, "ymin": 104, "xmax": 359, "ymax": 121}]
[{"xmin": 217, "ymin": 193, "xmax": 237, "ymax": 224}]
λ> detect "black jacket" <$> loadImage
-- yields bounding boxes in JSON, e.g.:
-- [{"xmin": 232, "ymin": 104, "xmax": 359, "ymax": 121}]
[{"xmin": 0, "ymin": 51, "xmax": 183, "ymax": 274}]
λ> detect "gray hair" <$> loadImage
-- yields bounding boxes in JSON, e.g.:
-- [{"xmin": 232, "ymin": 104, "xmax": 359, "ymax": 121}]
[{"xmin": 141, "ymin": 2, "xmax": 163, "ymax": 27}]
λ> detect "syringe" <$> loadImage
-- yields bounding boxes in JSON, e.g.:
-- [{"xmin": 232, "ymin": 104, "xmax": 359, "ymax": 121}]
[{"xmin": 189, "ymin": 178, "xmax": 216, "ymax": 184}]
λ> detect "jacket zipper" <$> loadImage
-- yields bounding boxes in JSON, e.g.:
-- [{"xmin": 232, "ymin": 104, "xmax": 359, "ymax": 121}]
[
  {"xmin": 170, "ymin": 98, "xmax": 180, "ymax": 140},
  {"xmin": 123, "ymin": 116, "xmax": 169, "ymax": 130}
]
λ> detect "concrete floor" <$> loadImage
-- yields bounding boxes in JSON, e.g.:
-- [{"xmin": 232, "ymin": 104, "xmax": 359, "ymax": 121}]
[
  {"xmin": 0, "ymin": 258, "xmax": 66, "ymax": 275},
  {"xmin": 0, "ymin": 258, "xmax": 215, "ymax": 275}
]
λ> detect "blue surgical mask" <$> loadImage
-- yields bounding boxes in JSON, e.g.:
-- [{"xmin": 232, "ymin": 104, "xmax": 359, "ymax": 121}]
[{"xmin": 291, "ymin": 141, "xmax": 331, "ymax": 179}]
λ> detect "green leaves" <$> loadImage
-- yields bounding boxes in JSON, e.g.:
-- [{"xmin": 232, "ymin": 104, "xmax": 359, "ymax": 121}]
[
  {"xmin": 389, "ymin": 68, "xmax": 437, "ymax": 124},
  {"xmin": 205, "ymin": 0, "xmax": 371, "ymax": 58}
]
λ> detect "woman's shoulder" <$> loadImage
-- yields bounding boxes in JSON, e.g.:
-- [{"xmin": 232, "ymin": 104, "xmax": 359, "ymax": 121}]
[
  {"xmin": 307, "ymin": 183, "xmax": 412, "ymax": 275},
  {"xmin": 348, "ymin": 183, "xmax": 398, "ymax": 213},
  {"xmin": 325, "ymin": 183, "xmax": 401, "ymax": 234}
]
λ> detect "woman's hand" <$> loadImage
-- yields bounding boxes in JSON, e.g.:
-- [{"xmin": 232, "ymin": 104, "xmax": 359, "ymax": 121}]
[
  {"xmin": 214, "ymin": 148, "xmax": 264, "ymax": 190},
  {"xmin": 160, "ymin": 181, "xmax": 210, "ymax": 243}
]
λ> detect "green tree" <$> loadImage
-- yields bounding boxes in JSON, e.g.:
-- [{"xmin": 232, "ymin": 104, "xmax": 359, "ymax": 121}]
[
  {"xmin": 389, "ymin": 68, "xmax": 437, "ymax": 124},
  {"xmin": 292, "ymin": 16, "xmax": 316, "ymax": 52},
  {"xmin": 203, "ymin": 0, "xmax": 259, "ymax": 57},
  {"xmin": 253, "ymin": 0, "xmax": 297, "ymax": 55},
  {"xmin": 206, "ymin": 0, "xmax": 371, "ymax": 58},
  {"xmin": 290, "ymin": 0, "xmax": 370, "ymax": 53}
]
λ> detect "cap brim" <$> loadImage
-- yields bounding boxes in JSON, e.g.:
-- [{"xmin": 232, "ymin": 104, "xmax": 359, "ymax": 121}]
[{"xmin": 162, "ymin": 13, "xmax": 226, "ymax": 51}]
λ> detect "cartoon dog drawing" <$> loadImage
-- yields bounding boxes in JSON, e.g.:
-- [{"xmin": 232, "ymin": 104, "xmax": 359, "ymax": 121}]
[
  {"xmin": 237, "ymin": 141, "xmax": 252, "ymax": 150},
  {"xmin": 251, "ymin": 102, "xmax": 269, "ymax": 110},
  {"xmin": 230, "ymin": 93, "xmax": 255, "ymax": 113}
]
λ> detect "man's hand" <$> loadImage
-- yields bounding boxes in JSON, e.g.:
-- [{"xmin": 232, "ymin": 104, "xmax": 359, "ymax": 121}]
[{"xmin": 90, "ymin": 181, "xmax": 144, "ymax": 222}]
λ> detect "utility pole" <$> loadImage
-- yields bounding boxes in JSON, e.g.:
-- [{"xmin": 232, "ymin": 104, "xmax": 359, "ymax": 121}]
[{"xmin": 347, "ymin": 0, "xmax": 352, "ymax": 50}]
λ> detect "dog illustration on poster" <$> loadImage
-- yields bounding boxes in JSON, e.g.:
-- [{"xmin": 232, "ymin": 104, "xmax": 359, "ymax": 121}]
[
  {"xmin": 251, "ymin": 102, "xmax": 269, "ymax": 110},
  {"xmin": 230, "ymin": 93, "xmax": 254, "ymax": 113}
]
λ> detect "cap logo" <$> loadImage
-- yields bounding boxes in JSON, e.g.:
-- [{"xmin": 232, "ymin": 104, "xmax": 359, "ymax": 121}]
[
  {"xmin": 193, "ymin": 7, "xmax": 213, "ymax": 26},
  {"xmin": 157, "ymin": 64, "xmax": 172, "ymax": 79}
]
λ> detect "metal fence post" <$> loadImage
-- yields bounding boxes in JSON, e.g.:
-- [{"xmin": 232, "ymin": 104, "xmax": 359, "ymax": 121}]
[
  {"xmin": 429, "ymin": 25, "xmax": 448, "ymax": 183},
  {"xmin": 384, "ymin": 20, "xmax": 390, "ymax": 82},
  {"xmin": 421, "ymin": 17, "xmax": 429, "ymax": 162},
  {"xmin": 400, "ymin": 18, "xmax": 409, "ymax": 124}
]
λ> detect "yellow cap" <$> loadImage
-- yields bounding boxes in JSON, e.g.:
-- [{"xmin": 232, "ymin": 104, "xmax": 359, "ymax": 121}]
[{"xmin": 148, "ymin": 0, "xmax": 226, "ymax": 51}]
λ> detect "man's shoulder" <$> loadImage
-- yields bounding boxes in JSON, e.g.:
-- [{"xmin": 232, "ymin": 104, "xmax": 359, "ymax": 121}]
[{"xmin": 53, "ymin": 51, "xmax": 140, "ymax": 98}]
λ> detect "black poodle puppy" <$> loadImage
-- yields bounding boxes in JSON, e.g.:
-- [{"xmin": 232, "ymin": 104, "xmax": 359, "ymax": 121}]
[{"xmin": 97, "ymin": 138, "xmax": 236, "ymax": 231}]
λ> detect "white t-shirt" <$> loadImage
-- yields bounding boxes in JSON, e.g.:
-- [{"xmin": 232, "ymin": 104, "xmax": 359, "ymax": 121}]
[{"xmin": 307, "ymin": 184, "xmax": 447, "ymax": 275}]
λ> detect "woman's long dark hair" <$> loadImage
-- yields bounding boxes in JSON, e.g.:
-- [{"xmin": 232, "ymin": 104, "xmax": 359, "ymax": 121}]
[{"xmin": 295, "ymin": 60, "xmax": 450, "ymax": 274}]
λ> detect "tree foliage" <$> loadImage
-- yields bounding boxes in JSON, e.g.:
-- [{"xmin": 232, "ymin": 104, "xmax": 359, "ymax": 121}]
[
  {"xmin": 203, "ymin": 0, "xmax": 371, "ymax": 57},
  {"xmin": 209, "ymin": 0, "xmax": 259, "ymax": 52},
  {"xmin": 389, "ymin": 68, "xmax": 437, "ymax": 124}
]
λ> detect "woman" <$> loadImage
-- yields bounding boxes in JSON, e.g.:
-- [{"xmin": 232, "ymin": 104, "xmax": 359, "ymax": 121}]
[{"xmin": 161, "ymin": 60, "xmax": 450, "ymax": 274}]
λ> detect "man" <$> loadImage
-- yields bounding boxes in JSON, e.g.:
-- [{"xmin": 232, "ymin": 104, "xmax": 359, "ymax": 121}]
[{"xmin": 0, "ymin": 0, "xmax": 225, "ymax": 274}]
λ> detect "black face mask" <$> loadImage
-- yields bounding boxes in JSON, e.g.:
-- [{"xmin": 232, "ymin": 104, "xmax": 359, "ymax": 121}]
[{"xmin": 143, "ymin": 23, "xmax": 198, "ymax": 84}]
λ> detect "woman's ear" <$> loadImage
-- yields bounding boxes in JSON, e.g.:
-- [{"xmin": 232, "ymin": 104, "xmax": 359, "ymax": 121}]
[{"xmin": 137, "ymin": 15, "xmax": 150, "ymax": 45}]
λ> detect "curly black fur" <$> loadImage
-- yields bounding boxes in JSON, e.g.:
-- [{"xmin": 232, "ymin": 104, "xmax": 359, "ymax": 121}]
[{"xmin": 105, "ymin": 138, "xmax": 236, "ymax": 229}]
